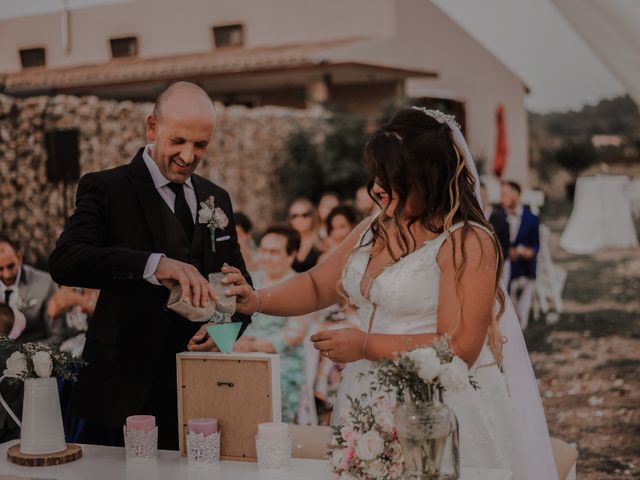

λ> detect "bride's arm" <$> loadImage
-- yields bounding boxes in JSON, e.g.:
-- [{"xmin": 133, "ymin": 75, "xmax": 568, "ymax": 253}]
[{"xmin": 312, "ymin": 228, "xmax": 497, "ymax": 366}]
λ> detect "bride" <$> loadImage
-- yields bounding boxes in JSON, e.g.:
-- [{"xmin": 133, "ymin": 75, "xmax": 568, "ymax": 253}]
[{"xmin": 189, "ymin": 107, "xmax": 558, "ymax": 479}]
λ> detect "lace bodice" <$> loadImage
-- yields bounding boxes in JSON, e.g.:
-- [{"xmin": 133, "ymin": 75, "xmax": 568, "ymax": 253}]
[{"xmin": 342, "ymin": 223, "xmax": 472, "ymax": 335}]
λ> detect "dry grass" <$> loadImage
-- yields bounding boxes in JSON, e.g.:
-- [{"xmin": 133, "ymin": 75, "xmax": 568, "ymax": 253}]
[{"xmin": 524, "ymin": 199, "xmax": 640, "ymax": 479}]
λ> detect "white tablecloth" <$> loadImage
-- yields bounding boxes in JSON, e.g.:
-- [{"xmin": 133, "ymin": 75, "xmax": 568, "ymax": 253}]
[
  {"xmin": 0, "ymin": 442, "xmax": 512, "ymax": 480},
  {"xmin": 560, "ymin": 175, "xmax": 639, "ymax": 254}
]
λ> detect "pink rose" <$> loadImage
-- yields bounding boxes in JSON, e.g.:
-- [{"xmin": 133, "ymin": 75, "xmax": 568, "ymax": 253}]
[
  {"xmin": 340, "ymin": 446, "xmax": 356, "ymax": 469},
  {"xmin": 340, "ymin": 426, "xmax": 360, "ymax": 444}
]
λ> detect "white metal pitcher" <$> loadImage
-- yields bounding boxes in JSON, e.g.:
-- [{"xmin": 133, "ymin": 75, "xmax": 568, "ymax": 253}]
[{"xmin": 19, "ymin": 377, "xmax": 67, "ymax": 454}]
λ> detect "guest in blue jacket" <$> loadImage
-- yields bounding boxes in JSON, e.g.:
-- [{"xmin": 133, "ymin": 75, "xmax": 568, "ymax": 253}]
[{"xmin": 500, "ymin": 181, "xmax": 540, "ymax": 328}]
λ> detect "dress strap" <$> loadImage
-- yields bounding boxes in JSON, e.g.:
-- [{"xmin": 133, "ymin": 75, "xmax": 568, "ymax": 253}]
[{"xmin": 430, "ymin": 221, "xmax": 495, "ymax": 253}]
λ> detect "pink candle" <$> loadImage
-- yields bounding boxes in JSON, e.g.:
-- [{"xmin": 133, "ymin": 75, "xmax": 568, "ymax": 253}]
[
  {"xmin": 126, "ymin": 415, "xmax": 156, "ymax": 432},
  {"xmin": 257, "ymin": 422, "xmax": 289, "ymax": 442},
  {"xmin": 188, "ymin": 418, "xmax": 218, "ymax": 436}
]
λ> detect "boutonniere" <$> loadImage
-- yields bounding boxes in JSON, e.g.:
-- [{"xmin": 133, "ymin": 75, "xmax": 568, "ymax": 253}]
[
  {"xmin": 198, "ymin": 196, "xmax": 229, "ymax": 252},
  {"xmin": 17, "ymin": 297, "xmax": 38, "ymax": 312}
]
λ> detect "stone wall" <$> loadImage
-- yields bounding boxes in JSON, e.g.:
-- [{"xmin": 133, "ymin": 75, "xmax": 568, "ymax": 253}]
[{"xmin": 0, "ymin": 94, "xmax": 325, "ymax": 266}]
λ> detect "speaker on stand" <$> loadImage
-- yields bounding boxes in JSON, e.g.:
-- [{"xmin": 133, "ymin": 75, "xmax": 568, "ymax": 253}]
[{"xmin": 44, "ymin": 129, "xmax": 80, "ymax": 221}]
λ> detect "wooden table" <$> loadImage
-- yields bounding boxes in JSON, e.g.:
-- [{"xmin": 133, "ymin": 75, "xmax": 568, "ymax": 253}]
[{"xmin": 0, "ymin": 442, "xmax": 513, "ymax": 479}]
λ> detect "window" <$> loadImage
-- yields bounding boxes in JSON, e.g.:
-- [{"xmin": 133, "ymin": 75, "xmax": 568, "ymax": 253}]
[
  {"xmin": 110, "ymin": 36, "xmax": 138, "ymax": 58},
  {"xmin": 19, "ymin": 48, "xmax": 46, "ymax": 68},
  {"xmin": 213, "ymin": 24, "xmax": 244, "ymax": 48}
]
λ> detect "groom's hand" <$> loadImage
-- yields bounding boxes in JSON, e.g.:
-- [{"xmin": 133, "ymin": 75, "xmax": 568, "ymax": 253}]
[
  {"xmin": 187, "ymin": 324, "xmax": 219, "ymax": 352},
  {"xmin": 155, "ymin": 257, "xmax": 217, "ymax": 308}
]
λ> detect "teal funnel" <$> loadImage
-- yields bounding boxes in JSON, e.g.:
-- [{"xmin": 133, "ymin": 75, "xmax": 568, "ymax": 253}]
[{"xmin": 205, "ymin": 322, "xmax": 242, "ymax": 353}]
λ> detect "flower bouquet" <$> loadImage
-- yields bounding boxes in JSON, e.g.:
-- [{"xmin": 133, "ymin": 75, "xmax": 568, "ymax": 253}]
[
  {"xmin": 328, "ymin": 395, "xmax": 404, "ymax": 480},
  {"xmin": 370, "ymin": 337, "xmax": 477, "ymax": 480},
  {"xmin": 1, "ymin": 338, "xmax": 84, "ymax": 455}
]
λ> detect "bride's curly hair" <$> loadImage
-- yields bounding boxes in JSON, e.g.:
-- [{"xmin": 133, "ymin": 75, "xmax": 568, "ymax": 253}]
[{"xmin": 362, "ymin": 107, "xmax": 506, "ymax": 364}]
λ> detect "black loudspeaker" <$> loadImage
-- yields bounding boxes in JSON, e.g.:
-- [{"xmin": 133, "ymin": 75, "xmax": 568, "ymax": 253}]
[{"xmin": 45, "ymin": 129, "xmax": 80, "ymax": 182}]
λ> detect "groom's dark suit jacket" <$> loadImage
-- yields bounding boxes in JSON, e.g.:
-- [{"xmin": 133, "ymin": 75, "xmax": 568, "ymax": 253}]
[{"xmin": 49, "ymin": 149, "xmax": 251, "ymax": 441}]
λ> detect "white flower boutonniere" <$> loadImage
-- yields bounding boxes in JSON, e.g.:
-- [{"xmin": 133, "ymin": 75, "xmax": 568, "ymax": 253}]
[
  {"xmin": 198, "ymin": 196, "xmax": 229, "ymax": 252},
  {"xmin": 17, "ymin": 297, "xmax": 38, "ymax": 313}
]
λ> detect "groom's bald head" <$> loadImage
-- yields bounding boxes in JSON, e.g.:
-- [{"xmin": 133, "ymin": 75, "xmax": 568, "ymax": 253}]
[
  {"xmin": 153, "ymin": 81, "xmax": 216, "ymax": 122},
  {"xmin": 146, "ymin": 82, "xmax": 217, "ymax": 183}
]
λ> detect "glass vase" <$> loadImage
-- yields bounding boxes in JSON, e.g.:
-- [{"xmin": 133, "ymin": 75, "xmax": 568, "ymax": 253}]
[{"xmin": 393, "ymin": 388, "xmax": 459, "ymax": 480}]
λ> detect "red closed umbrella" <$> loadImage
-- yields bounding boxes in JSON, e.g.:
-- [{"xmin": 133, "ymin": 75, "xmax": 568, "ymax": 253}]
[{"xmin": 493, "ymin": 104, "xmax": 508, "ymax": 178}]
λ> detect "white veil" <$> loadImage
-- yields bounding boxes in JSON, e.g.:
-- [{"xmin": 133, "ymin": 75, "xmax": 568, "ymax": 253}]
[{"xmin": 447, "ymin": 116, "xmax": 558, "ymax": 480}]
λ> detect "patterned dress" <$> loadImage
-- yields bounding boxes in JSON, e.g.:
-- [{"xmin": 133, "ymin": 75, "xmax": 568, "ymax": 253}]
[{"xmin": 244, "ymin": 270, "xmax": 308, "ymax": 423}]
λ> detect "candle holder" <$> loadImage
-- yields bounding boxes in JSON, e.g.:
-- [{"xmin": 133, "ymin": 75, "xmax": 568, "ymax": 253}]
[
  {"xmin": 256, "ymin": 434, "xmax": 291, "ymax": 472},
  {"xmin": 187, "ymin": 430, "xmax": 220, "ymax": 467},
  {"xmin": 123, "ymin": 426, "xmax": 158, "ymax": 462}
]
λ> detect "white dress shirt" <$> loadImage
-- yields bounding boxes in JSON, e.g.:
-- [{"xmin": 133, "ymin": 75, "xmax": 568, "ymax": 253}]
[
  {"xmin": 0, "ymin": 267, "xmax": 21, "ymax": 309},
  {"xmin": 142, "ymin": 145, "xmax": 198, "ymax": 284},
  {"xmin": 507, "ymin": 204, "xmax": 524, "ymax": 244}
]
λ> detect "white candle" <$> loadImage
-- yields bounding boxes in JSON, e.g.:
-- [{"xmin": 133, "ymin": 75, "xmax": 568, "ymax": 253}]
[{"xmin": 257, "ymin": 422, "xmax": 289, "ymax": 442}]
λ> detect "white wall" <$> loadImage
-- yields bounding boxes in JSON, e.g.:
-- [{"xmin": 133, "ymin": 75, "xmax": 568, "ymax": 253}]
[{"xmin": 0, "ymin": 0, "xmax": 394, "ymax": 72}]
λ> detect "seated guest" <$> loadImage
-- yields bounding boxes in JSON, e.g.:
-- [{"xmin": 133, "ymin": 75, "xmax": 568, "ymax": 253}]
[
  {"xmin": 0, "ymin": 235, "xmax": 64, "ymax": 343},
  {"xmin": 234, "ymin": 226, "xmax": 309, "ymax": 423},
  {"xmin": 234, "ymin": 212, "xmax": 258, "ymax": 272},
  {"xmin": 319, "ymin": 204, "xmax": 360, "ymax": 261},
  {"xmin": 500, "ymin": 181, "xmax": 540, "ymax": 328},
  {"xmin": 48, "ymin": 287, "xmax": 99, "ymax": 357},
  {"xmin": 287, "ymin": 198, "xmax": 322, "ymax": 272},
  {"xmin": 354, "ymin": 185, "xmax": 378, "ymax": 217},
  {"xmin": 0, "ymin": 303, "xmax": 23, "ymax": 442},
  {"xmin": 0, "ymin": 302, "xmax": 25, "ymax": 340},
  {"xmin": 317, "ymin": 192, "xmax": 340, "ymax": 242}
]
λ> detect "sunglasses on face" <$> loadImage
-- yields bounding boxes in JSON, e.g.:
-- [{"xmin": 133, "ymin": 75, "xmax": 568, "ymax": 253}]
[{"xmin": 289, "ymin": 211, "xmax": 312, "ymax": 220}]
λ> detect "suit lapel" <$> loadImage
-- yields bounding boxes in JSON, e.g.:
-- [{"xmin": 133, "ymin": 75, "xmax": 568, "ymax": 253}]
[
  {"xmin": 128, "ymin": 150, "xmax": 170, "ymax": 255},
  {"xmin": 192, "ymin": 176, "xmax": 215, "ymax": 273}
]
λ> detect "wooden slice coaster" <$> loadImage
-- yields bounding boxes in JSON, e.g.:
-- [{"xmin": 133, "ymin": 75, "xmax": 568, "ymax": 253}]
[{"xmin": 7, "ymin": 443, "xmax": 82, "ymax": 467}]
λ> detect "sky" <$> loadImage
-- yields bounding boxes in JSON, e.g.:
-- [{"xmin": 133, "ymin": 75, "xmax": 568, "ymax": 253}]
[{"xmin": 0, "ymin": 0, "xmax": 627, "ymax": 113}]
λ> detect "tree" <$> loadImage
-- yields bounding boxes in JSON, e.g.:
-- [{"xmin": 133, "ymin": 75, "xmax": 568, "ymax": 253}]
[{"xmin": 554, "ymin": 141, "xmax": 598, "ymax": 182}]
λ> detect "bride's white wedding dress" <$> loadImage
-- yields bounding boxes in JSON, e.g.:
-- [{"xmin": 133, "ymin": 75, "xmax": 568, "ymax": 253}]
[{"xmin": 333, "ymin": 221, "xmax": 533, "ymax": 475}]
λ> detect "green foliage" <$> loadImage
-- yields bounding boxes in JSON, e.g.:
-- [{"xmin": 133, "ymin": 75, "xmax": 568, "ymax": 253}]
[
  {"xmin": 279, "ymin": 109, "xmax": 368, "ymax": 203},
  {"xmin": 553, "ymin": 141, "xmax": 598, "ymax": 179}
]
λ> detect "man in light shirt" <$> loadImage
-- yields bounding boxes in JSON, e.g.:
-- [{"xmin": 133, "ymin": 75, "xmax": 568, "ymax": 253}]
[{"xmin": 0, "ymin": 236, "xmax": 61, "ymax": 342}]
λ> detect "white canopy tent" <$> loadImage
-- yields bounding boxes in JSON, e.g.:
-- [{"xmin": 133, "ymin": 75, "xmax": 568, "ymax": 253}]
[
  {"xmin": 551, "ymin": 0, "xmax": 640, "ymax": 106},
  {"xmin": 560, "ymin": 175, "xmax": 639, "ymax": 254}
]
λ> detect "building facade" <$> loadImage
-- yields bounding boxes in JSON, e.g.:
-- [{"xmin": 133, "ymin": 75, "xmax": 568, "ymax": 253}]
[{"xmin": 0, "ymin": 0, "xmax": 530, "ymax": 183}]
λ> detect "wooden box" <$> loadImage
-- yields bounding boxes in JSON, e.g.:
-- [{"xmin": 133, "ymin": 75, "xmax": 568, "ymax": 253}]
[{"xmin": 176, "ymin": 352, "xmax": 281, "ymax": 461}]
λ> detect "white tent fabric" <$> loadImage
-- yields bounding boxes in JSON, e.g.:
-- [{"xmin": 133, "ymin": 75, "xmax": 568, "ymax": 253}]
[
  {"xmin": 560, "ymin": 175, "xmax": 639, "ymax": 254},
  {"xmin": 551, "ymin": 0, "xmax": 640, "ymax": 106}
]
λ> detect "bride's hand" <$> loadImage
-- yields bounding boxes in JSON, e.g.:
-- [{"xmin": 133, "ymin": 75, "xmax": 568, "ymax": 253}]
[
  {"xmin": 220, "ymin": 264, "xmax": 261, "ymax": 314},
  {"xmin": 311, "ymin": 328, "xmax": 367, "ymax": 363}
]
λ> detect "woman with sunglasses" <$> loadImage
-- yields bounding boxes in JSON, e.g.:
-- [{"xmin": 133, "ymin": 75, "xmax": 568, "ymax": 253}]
[{"xmin": 287, "ymin": 198, "xmax": 322, "ymax": 273}]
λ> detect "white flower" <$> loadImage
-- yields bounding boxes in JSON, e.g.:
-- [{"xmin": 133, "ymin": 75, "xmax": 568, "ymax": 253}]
[
  {"xmin": 3, "ymin": 351, "xmax": 27, "ymax": 378},
  {"xmin": 33, "ymin": 351, "xmax": 53, "ymax": 378},
  {"xmin": 375, "ymin": 396, "xmax": 395, "ymax": 413},
  {"xmin": 355, "ymin": 430, "xmax": 384, "ymax": 461},
  {"xmin": 367, "ymin": 459, "xmax": 388, "ymax": 480},
  {"xmin": 374, "ymin": 410, "xmax": 394, "ymax": 433},
  {"xmin": 439, "ymin": 356, "xmax": 469, "ymax": 392},
  {"xmin": 198, "ymin": 203, "xmax": 213, "ymax": 224},
  {"xmin": 329, "ymin": 448, "xmax": 343, "ymax": 469},
  {"xmin": 407, "ymin": 347, "xmax": 442, "ymax": 383}
]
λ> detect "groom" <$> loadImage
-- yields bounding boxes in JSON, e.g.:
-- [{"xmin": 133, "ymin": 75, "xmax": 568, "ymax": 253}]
[{"xmin": 49, "ymin": 82, "xmax": 251, "ymax": 450}]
